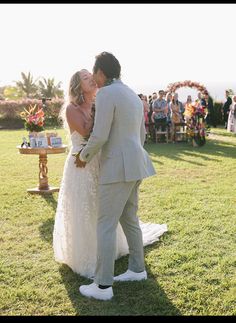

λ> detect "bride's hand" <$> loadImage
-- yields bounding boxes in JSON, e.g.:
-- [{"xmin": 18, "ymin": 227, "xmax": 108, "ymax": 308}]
[
  {"xmin": 72, "ymin": 151, "xmax": 86, "ymax": 168},
  {"xmin": 74, "ymin": 156, "xmax": 86, "ymax": 168}
]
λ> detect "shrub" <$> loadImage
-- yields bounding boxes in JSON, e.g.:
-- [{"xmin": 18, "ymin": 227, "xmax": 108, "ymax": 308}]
[
  {"xmin": 0, "ymin": 98, "xmax": 64, "ymax": 128},
  {"xmin": 212, "ymin": 101, "xmax": 224, "ymax": 126}
]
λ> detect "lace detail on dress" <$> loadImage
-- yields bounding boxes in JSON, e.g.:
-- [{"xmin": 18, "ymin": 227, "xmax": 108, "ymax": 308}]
[
  {"xmin": 53, "ymin": 131, "xmax": 99, "ymax": 278},
  {"xmin": 53, "ymin": 131, "xmax": 167, "ymax": 278}
]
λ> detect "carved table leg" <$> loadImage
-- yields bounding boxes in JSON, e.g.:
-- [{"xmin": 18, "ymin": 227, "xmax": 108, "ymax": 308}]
[
  {"xmin": 38, "ymin": 153, "xmax": 49, "ymax": 190},
  {"xmin": 27, "ymin": 153, "xmax": 59, "ymax": 194}
]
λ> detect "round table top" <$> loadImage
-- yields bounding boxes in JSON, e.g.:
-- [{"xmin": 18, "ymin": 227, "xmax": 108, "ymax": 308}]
[{"xmin": 17, "ymin": 145, "xmax": 67, "ymax": 155}]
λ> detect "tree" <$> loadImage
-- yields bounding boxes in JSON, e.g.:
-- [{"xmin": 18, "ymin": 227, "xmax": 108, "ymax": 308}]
[
  {"xmin": 3, "ymin": 86, "xmax": 24, "ymax": 100},
  {"xmin": 38, "ymin": 78, "xmax": 64, "ymax": 99},
  {"xmin": 15, "ymin": 72, "xmax": 38, "ymax": 98},
  {"xmin": 0, "ymin": 86, "xmax": 6, "ymax": 100}
]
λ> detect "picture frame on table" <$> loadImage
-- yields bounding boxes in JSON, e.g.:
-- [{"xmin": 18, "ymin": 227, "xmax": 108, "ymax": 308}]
[{"xmin": 50, "ymin": 137, "xmax": 62, "ymax": 147}]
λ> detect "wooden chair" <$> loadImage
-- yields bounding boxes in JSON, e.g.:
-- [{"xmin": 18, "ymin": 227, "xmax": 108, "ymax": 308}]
[
  {"xmin": 172, "ymin": 122, "xmax": 187, "ymax": 143},
  {"xmin": 155, "ymin": 126, "xmax": 169, "ymax": 143}
]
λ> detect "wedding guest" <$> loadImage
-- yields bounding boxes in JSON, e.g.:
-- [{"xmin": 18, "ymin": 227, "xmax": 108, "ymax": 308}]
[
  {"xmin": 165, "ymin": 92, "xmax": 172, "ymax": 125},
  {"xmin": 222, "ymin": 90, "xmax": 232, "ymax": 129},
  {"xmin": 185, "ymin": 95, "xmax": 192, "ymax": 106},
  {"xmin": 203, "ymin": 90, "xmax": 215, "ymax": 127},
  {"xmin": 148, "ymin": 92, "xmax": 157, "ymax": 123},
  {"xmin": 152, "ymin": 90, "xmax": 167, "ymax": 132},
  {"xmin": 227, "ymin": 95, "xmax": 236, "ymax": 133},
  {"xmin": 175, "ymin": 93, "xmax": 184, "ymax": 122},
  {"xmin": 184, "ymin": 95, "xmax": 192, "ymax": 123},
  {"xmin": 195, "ymin": 92, "xmax": 203, "ymax": 107},
  {"xmin": 148, "ymin": 92, "xmax": 157, "ymax": 141},
  {"xmin": 170, "ymin": 93, "xmax": 183, "ymax": 142},
  {"xmin": 138, "ymin": 94, "xmax": 150, "ymax": 135},
  {"xmin": 170, "ymin": 93, "xmax": 183, "ymax": 123}
]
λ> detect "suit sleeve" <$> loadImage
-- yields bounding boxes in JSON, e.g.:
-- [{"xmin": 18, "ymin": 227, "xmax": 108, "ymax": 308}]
[{"xmin": 80, "ymin": 89, "xmax": 115, "ymax": 163}]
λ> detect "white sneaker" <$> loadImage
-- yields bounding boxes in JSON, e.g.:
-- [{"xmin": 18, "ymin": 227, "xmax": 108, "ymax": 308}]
[
  {"xmin": 79, "ymin": 282, "xmax": 113, "ymax": 301},
  {"xmin": 113, "ymin": 269, "xmax": 147, "ymax": 282}
]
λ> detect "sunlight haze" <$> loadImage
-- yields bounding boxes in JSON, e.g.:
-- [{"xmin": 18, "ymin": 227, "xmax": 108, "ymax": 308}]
[{"xmin": 1, "ymin": 3, "xmax": 236, "ymax": 101}]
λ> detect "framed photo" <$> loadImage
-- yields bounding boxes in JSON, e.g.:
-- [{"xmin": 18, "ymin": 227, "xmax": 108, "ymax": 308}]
[
  {"xmin": 36, "ymin": 137, "xmax": 48, "ymax": 148},
  {"xmin": 29, "ymin": 137, "xmax": 37, "ymax": 148},
  {"xmin": 50, "ymin": 137, "xmax": 62, "ymax": 147}
]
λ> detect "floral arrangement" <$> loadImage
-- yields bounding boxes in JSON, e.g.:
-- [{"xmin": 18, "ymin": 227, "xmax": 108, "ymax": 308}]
[
  {"xmin": 166, "ymin": 80, "xmax": 207, "ymax": 94},
  {"xmin": 20, "ymin": 104, "xmax": 45, "ymax": 132},
  {"xmin": 184, "ymin": 102, "xmax": 207, "ymax": 146}
]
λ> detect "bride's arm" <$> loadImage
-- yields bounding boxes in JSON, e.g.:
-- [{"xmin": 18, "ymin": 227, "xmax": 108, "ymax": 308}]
[{"xmin": 66, "ymin": 104, "xmax": 93, "ymax": 137}]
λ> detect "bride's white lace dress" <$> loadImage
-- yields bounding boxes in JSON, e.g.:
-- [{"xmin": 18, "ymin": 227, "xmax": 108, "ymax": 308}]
[{"xmin": 53, "ymin": 131, "xmax": 167, "ymax": 278}]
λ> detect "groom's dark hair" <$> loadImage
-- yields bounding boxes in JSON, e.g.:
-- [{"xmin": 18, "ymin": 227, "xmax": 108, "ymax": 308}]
[{"xmin": 93, "ymin": 51, "xmax": 121, "ymax": 79}]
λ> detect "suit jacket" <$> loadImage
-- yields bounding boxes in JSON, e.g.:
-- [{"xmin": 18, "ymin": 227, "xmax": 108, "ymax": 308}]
[
  {"xmin": 223, "ymin": 97, "xmax": 232, "ymax": 113},
  {"xmin": 80, "ymin": 79, "xmax": 156, "ymax": 184}
]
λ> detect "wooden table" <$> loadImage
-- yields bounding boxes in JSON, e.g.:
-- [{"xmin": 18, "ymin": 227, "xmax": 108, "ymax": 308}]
[{"xmin": 17, "ymin": 145, "xmax": 67, "ymax": 194}]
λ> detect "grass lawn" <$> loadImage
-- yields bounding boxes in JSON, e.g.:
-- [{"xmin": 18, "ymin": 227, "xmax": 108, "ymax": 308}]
[{"xmin": 0, "ymin": 127, "xmax": 236, "ymax": 316}]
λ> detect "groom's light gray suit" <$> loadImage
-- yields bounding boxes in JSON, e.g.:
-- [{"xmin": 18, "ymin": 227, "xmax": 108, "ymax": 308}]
[{"xmin": 80, "ymin": 79, "xmax": 156, "ymax": 285}]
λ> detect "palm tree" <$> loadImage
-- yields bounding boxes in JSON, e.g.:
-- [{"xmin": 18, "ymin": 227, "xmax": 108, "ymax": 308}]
[
  {"xmin": 38, "ymin": 78, "xmax": 64, "ymax": 99},
  {"xmin": 15, "ymin": 72, "xmax": 38, "ymax": 98}
]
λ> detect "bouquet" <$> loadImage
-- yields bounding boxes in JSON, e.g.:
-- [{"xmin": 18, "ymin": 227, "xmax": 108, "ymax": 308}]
[{"xmin": 20, "ymin": 104, "xmax": 45, "ymax": 132}]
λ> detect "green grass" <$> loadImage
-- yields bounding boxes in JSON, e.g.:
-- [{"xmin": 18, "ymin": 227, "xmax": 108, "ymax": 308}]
[{"xmin": 0, "ymin": 127, "xmax": 236, "ymax": 316}]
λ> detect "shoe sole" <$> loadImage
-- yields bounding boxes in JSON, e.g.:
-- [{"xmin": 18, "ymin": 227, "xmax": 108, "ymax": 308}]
[
  {"xmin": 79, "ymin": 287, "xmax": 113, "ymax": 300},
  {"xmin": 114, "ymin": 277, "xmax": 147, "ymax": 282},
  {"xmin": 80, "ymin": 291, "xmax": 113, "ymax": 301}
]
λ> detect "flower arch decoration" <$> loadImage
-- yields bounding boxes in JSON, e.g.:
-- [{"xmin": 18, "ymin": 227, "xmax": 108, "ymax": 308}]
[
  {"xmin": 165, "ymin": 80, "xmax": 207, "ymax": 94},
  {"xmin": 165, "ymin": 80, "xmax": 209, "ymax": 147}
]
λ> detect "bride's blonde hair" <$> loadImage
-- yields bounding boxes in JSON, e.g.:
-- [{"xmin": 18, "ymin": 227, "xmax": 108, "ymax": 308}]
[
  {"xmin": 68, "ymin": 71, "xmax": 85, "ymax": 106},
  {"xmin": 58, "ymin": 71, "xmax": 84, "ymax": 146},
  {"xmin": 59, "ymin": 71, "xmax": 84, "ymax": 130}
]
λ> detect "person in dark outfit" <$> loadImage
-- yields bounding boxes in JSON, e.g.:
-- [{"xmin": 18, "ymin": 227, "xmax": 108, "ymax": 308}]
[
  {"xmin": 222, "ymin": 90, "xmax": 232, "ymax": 129},
  {"xmin": 203, "ymin": 91, "xmax": 215, "ymax": 127}
]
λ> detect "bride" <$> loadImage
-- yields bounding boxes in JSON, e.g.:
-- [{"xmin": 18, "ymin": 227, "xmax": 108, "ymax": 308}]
[{"xmin": 53, "ymin": 69, "xmax": 167, "ymax": 279}]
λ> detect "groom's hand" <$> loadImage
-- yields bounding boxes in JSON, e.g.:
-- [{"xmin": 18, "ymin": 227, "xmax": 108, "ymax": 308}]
[{"xmin": 72, "ymin": 151, "xmax": 86, "ymax": 168}]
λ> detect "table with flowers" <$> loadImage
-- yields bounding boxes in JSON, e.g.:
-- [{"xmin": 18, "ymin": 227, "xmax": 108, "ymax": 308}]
[
  {"xmin": 18, "ymin": 103, "xmax": 67, "ymax": 194},
  {"xmin": 17, "ymin": 145, "xmax": 67, "ymax": 194}
]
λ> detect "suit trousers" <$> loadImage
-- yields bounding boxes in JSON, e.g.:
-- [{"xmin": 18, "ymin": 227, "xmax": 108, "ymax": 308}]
[{"xmin": 94, "ymin": 180, "xmax": 145, "ymax": 286}]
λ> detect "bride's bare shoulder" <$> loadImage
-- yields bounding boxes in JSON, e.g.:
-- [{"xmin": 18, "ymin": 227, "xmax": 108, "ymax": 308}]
[{"xmin": 66, "ymin": 103, "xmax": 82, "ymax": 116}]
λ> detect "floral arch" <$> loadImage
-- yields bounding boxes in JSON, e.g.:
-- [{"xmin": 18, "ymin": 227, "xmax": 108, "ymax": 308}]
[
  {"xmin": 165, "ymin": 80, "xmax": 207, "ymax": 94},
  {"xmin": 165, "ymin": 80, "xmax": 208, "ymax": 147}
]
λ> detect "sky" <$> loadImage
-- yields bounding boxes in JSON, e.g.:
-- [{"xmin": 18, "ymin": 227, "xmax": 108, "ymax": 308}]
[{"xmin": 1, "ymin": 3, "xmax": 236, "ymax": 102}]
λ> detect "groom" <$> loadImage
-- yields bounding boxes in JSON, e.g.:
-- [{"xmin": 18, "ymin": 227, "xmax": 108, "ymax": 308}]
[{"xmin": 74, "ymin": 51, "xmax": 156, "ymax": 300}]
